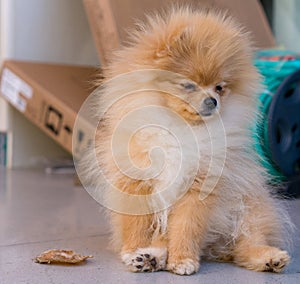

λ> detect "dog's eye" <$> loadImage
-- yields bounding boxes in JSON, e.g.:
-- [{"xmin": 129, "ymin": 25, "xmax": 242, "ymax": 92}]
[
  {"xmin": 181, "ymin": 82, "xmax": 196, "ymax": 91},
  {"xmin": 215, "ymin": 85, "xmax": 223, "ymax": 93}
]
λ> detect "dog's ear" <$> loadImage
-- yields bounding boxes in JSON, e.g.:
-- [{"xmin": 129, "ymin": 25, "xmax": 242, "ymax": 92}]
[{"xmin": 154, "ymin": 27, "xmax": 190, "ymax": 59}]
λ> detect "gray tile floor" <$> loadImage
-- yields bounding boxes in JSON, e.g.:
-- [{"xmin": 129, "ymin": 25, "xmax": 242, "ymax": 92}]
[{"xmin": 0, "ymin": 168, "xmax": 299, "ymax": 284}]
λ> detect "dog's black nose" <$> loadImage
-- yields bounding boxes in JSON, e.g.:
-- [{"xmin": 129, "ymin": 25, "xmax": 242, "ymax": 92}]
[
  {"xmin": 199, "ymin": 97, "xmax": 218, "ymax": 117},
  {"xmin": 203, "ymin": 97, "xmax": 218, "ymax": 110}
]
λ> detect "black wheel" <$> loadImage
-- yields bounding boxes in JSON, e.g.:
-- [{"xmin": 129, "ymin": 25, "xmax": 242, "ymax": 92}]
[{"xmin": 268, "ymin": 69, "xmax": 300, "ymax": 178}]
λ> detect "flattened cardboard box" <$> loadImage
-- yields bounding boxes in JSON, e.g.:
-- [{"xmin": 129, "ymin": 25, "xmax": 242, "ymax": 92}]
[
  {"xmin": 84, "ymin": 0, "xmax": 275, "ymax": 65},
  {"xmin": 0, "ymin": 60, "xmax": 97, "ymax": 158}
]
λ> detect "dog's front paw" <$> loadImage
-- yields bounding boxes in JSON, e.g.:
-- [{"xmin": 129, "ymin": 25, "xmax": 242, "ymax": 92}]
[
  {"xmin": 167, "ymin": 258, "xmax": 200, "ymax": 275},
  {"xmin": 121, "ymin": 247, "xmax": 167, "ymax": 272}
]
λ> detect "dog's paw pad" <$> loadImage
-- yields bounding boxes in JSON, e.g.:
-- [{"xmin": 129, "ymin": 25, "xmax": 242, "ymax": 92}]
[
  {"xmin": 167, "ymin": 258, "xmax": 199, "ymax": 275},
  {"xmin": 122, "ymin": 247, "xmax": 167, "ymax": 272},
  {"xmin": 264, "ymin": 250, "xmax": 290, "ymax": 273},
  {"xmin": 131, "ymin": 254, "xmax": 157, "ymax": 272}
]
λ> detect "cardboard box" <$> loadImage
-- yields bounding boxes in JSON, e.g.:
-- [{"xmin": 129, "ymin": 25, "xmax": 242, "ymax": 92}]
[
  {"xmin": 0, "ymin": 60, "xmax": 97, "ymax": 158},
  {"xmin": 83, "ymin": 0, "xmax": 275, "ymax": 66}
]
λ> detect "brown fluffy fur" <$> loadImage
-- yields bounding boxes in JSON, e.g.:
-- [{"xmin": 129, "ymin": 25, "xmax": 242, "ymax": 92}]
[{"xmin": 85, "ymin": 8, "xmax": 292, "ymax": 275}]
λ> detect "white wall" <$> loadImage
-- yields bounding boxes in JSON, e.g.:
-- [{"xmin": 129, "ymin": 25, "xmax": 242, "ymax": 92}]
[
  {"xmin": 11, "ymin": 0, "xmax": 99, "ymax": 65},
  {"xmin": 0, "ymin": 0, "xmax": 99, "ymax": 168},
  {"xmin": 0, "ymin": 0, "xmax": 12, "ymax": 133},
  {"xmin": 274, "ymin": 0, "xmax": 300, "ymax": 51},
  {"xmin": 1, "ymin": 0, "xmax": 13, "ymax": 167}
]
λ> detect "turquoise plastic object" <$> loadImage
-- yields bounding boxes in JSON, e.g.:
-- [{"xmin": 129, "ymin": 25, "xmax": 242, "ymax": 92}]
[{"xmin": 253, "ymin": 49, "xmax": 300, "ymax": 183}]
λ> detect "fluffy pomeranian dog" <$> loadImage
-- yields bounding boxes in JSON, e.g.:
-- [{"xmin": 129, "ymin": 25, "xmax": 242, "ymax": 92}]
[{"xmin": 81, "ymin": 8, "xmax": 292, "ymax": 275}]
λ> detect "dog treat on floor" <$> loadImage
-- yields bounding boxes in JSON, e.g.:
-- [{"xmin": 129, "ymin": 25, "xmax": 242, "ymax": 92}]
[{"xmin": 34, "ymin": 249, "xmax": 93, "ymax": 264}]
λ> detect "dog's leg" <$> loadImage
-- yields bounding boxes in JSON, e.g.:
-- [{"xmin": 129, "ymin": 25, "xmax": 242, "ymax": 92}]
[
  {"xmin": 112, "ymin": 177, "xmax": 167, "ymax": 272},
  {"xmin": 232, "ymin": 198, "xmax": 290, "ymax": 273},
  {"xmin": 120, "ymin": 215, "xmax": 168, "ymax": 272},
  {"xmin": 167, "ymin": 190, "xmax": 214, "ymax": 275}
]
